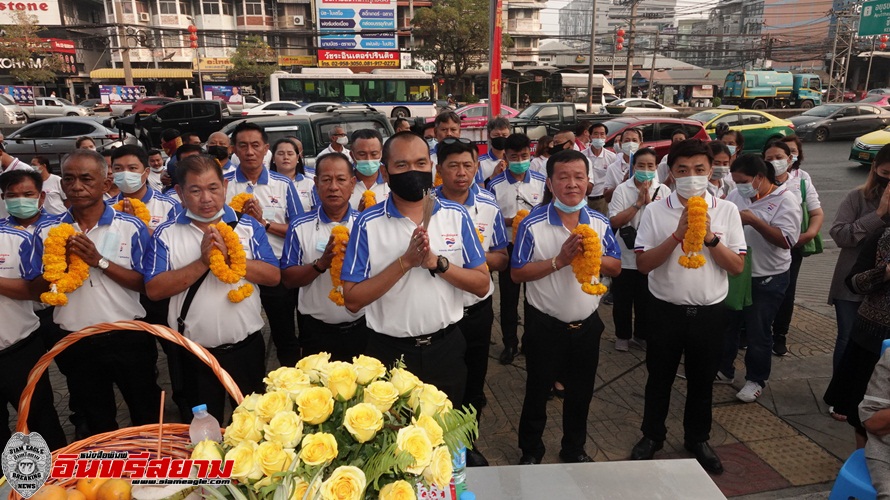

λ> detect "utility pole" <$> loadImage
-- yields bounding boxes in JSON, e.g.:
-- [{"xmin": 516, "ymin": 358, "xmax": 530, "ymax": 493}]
[
  {"xmin": 827, "ymin": 8, "xmax": 856, "ymax": 103},
  {"xmin": 623, "ymin": 0, "xmax": 641, "ymax": 98},
  {"xmin": 647, "ymin": 29, "xmax": 658, "ymax": 98},
  {"xmin": 865, "ymin": 37, "xmax": 876, "ymax": 93},
  {"xmin": 585, "ymin": 0, "xmax": 598, "ymax": 113},
  {"xmin": 114, "ymin": 0, "xmax": 134, "ymax": 86}
]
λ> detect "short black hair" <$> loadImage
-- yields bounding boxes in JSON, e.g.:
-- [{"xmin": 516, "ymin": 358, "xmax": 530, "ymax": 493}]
[
  {"xmin": 504, "ymin": 133, "xmax": 531, "ymax": 154},
  {"xmin": 437, "ymin": 138, "xmax": 477, "ymax": 164},
  {"xmin": 147, "ymin": 149, "xmax": 162, "ymax": 158},
  {"xmin": 546, "ymin": 149, "xmax": 588, "ymax": 178},
  {"xmin": 667, "ymin": 139, "xmax": 713, "ymax": 169},
  {"xmin": 315, "ymin": 152, "xmax": 352, "ymax": 178},
  {"xmin": 393, "ymin": 118, "xmax": 410, "ymax": 130},
  {"xmin": 179, "ymin": 132, "xmax": 200, "ymax": 143},
  {"xmin": 763, "ymin": 139, "xmax": 791, "ymax": 157},
  {"xmin": 111, "ymin": 144, "xmax": 149, "ymax": 170},
  {"xmin": 589, "ymin": 122, "xmax": 608, "ymax": 135},
  {"xmin": 434, "ymin": 111, "xmax": 460, "ymax": 128},
  {"xmin": 31, "ymin": 155, "xmax": 49, "ymax": 169},
  {"xmin": 422, "ymin": 122, "xmax": 435, "ymax": 134},
  {"xmin": 0, "ymin": 169, "xmax": 42, "ymax": 192},
  {"xmin": 716, "ymin": 126, "xmax": 744, "ymax": 151},
  {"xmin": 632, "ymin": 147, "xmax": 658, "ymax": 166},
  {"xmin": 75, "ymin": 136, "xmax": 96, "ymax": 148},
  {"xmin": 351, "ymin": 128, "xmax": 383, "ymax": 146},
  {"xmin": 161, "ymin": 128, "xmax": 181, "ymax": 143},
  {"xmin": 175, "ymin": 154, "xmax": 222, "ymax": 186},
  {"xmin": 382, "ymin": 131, "xmax": 427, "ymax": 166},
  {"xmin": 176, "ymin": 143, "xmax": 203, "ymax": 160},
  {"xmin": 574, "ymin": 121, "xmax": 592, "ymax": 137},
  {"xmin": 671, "ymin": 127, "xmax": 688, "ymax": 140},
  {"xmin": 731, "ymin": 153, "xmax": 777, "ymax": 184},
  {"xmin": 707, "ymin": 140, "xmax": 732, "ymax": 158},
  {"xmin": 621, "ymin": 127, "xmax": 643, "ymax": 142},
  {"xmin": 487, "ymin": 116, "xmax": 510, "ymax": 132},
  {"xmin": 231, "ymin": 121, "xmax": 269, "ymax": 145}
]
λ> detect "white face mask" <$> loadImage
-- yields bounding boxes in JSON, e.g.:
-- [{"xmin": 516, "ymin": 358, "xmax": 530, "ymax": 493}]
[
  {"xmin": 335, "ymin": 136, "xmax": 349, "ymax": 146},
  {"xmin": 113, "ymin": 171, "xmax": 145, "ymax": 194},
  {"xmin": 590, "ymin": 138, "xmax": 606, "ymax": 150},
  {"xmin": 736, "ymin": 180, "xmax": 760, "ymax": 199},
  {"xmin": 711, "ymin": 166, "xmax": 730, "ymax": 180},
  {"xmin": 186, "ymin": 208, "xmax": 225, "ymax": 223},
  {"xmin": 771, "ymin": 159, "xmax": 789, "ymax": 176},
  {"xmin": 621, "ymin": 141, "xmax": 640, "ymax": 156},
  {"xmin": 674, "ymin": 175, "xmax": 709, "ymax": 198}
]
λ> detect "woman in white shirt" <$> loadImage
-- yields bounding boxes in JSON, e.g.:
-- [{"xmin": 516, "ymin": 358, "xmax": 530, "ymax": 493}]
[
  {"xmin": 718, "ymin": 154, "xmax": 801, "ymax": 403},
  {"xmin": 271, "ymin": 138, "xmax": 315, "ymax": 212},
  {"xmin": 706, "ymin": 141, "xmax": 736, "ymax": 199},
  {"xmin": 608, "ymin": 147, "xmax": 667, "ymax": 351}
]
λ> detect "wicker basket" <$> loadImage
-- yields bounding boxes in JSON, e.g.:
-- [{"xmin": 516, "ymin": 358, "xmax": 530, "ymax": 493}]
[{"xmin": 8, "ymin": 320, "xmax": 244, "ymax": 499}]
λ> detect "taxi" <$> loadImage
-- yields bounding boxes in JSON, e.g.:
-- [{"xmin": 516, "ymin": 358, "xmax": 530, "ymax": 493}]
[
  {"xmin": 689, "ymin": 106, "xmax": 796, "ymax": 153},
  {"xmin": 851, "ymin": 126, "xmax": 890, "ymax": 166}
]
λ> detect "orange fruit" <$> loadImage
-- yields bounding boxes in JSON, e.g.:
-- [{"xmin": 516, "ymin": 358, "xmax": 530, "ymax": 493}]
[
  {"xmin": 68, "ymin": 490, "xmax": 87, "ymax": 500},
  {"xmin": 76, "ymin": 478, "xmax": 111, "ymax": 500},
  {"xmin": 33, "ymin": 485, "xmax": 67, "ymax": 500},
  {"xmin": 96, "ymin": 479, "xmax": 131, "ymax": 500}
]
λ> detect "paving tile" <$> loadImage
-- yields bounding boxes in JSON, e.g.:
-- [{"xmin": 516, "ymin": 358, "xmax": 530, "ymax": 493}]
[
  {"xmin": 745, "ymin": 435, "xmax": 842, "ymax": 486},
  {"xmin": 708, "ymin": 443, "xmax": 792, "ymax": 497},
  {"xmin": 713, "ymin": 404, "xmax": 798, "ymax": 442}
]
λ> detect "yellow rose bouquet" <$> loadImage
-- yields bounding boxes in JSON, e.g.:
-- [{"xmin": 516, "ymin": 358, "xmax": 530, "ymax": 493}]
[{"xmin": 196, "ymin": 355, "xmax": 478, "ymax": 500}]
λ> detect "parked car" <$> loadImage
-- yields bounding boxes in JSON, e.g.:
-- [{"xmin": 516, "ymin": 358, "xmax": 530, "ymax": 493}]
[
  {"xmin": 225, "ymin": 94, "xmax": 264, "ymax": 114},
  {"xmin": 510, "ymin": 102, "xmax": 582, "ymax": 140},
  {"xmin": 857, "ymin": 94, "xmax": 890, "ymax": 108},
  {"xmin": 241, "ymin": 101, "xmax": 302, "ymax": 117},
  {"xmin": 425, "ymin": 103, "xmax": 519, "ymax": 128},
  {"xmin": 287, "ymin": 102, "xmax": 345, "ymax": 115},
  {"xmin": 131, "ymin": 97, "xmax": 176, "ymax": 115},
  {"xmin": 850, "ymin": 127, "xmax": 890, "ymax": 166},
  {"xmin": 78, "ymin": 98, "xmax": 110, "ymax": 113},
  {"xmin": 868, "ymin": 88, "xmax": 890, "ymax": 95},
  {"xmin": 689, "ymin": 108, "xmax": 795, "ymax": 153},
  {"xmin": 608, "ymin": 98, "xmax": 679, "ymax": 114},
  {"xmin": 598, "ymin": 116, "xmax": 711, "ymax": 161},
  {"xmin": 823, "ymin": 88, "xmax": 857, "ymax": 102},
  {"xmin": 0, "ymin": 93, "xmax": 27, "ymax": 125},
  {"xmin": 789, "ymin": 103, "xmax": 890, "ymax": 141},
  {"xmin": 3, "ymin": 117, "xmax": 141, "ymax": 171},
  {"xmin": 112, "ymin": 99, "xmax": 236, "ymax": 148},
  {"xmin": 28, "ymin": 97, "xmax": 93, "ymax": 121}
]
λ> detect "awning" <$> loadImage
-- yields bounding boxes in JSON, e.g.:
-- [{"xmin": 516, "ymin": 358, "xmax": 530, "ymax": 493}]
[{"xmin": 89, "ymin": 68, "xmax": 194, "ymax": 80}]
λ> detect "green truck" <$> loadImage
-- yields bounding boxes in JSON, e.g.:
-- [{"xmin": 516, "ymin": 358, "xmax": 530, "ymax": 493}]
[{"xmin": 722, "ymin": 70, "xmax": 822, "ymax": 110}]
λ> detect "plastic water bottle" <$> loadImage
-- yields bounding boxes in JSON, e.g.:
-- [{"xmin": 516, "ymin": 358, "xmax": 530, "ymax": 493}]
[
  {"xmin": 452, "ymin": 446, "xmax": 467, "ymax": 498},
  {"xmin": 459, "ymin": 493, "xmax": 475, "ymax": 500},
  {"xmin": 189, "ymin": 404, "xmax": 222, "ymax": 444}
]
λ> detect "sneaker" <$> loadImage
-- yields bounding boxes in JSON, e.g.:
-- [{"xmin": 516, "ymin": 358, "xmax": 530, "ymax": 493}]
[
  {"xmin": 629, "ymin": 338, "xmax": 647, "ymax": 351},
  {"xmin": 615, "ymin": 339, "xmax": 629, "ymax": 352},
  {"xmin": 714, "ymin": 371, "xmax": 734, "ymax": 385},
  {"xmin": 736, "ymin": 381, "xmax": 764, "ymax": 403},
  {"xmin": 772, "ymin": 334, "xmax": 788, "ymax": 356}
]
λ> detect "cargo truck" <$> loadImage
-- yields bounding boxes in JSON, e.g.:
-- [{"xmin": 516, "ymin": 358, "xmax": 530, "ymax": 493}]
[{"xmin": 722, "ymin": 70, "xmax": 822, "ymax": 109}]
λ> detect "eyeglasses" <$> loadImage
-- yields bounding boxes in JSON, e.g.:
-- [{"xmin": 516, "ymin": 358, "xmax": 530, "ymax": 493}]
[{"xmin": 440, "ymin": 137, "xmax": 473, "ymax": 146}]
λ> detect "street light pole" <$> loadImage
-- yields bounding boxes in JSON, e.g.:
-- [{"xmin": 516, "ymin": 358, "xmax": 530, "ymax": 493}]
[
  {"xmin": 585, "ymin": 0, "xmax": 597, "ymax": 113},
  {"xmin": 865, "ymin": 37, "xmax": 876, "ymax": 93},
  {"xmin": 114, "ymin": 0, "xmax": 134, "ymax": 86},
  {"xmin": 647, "ymin": 29, "xmax": 658, "ymax": 99}
]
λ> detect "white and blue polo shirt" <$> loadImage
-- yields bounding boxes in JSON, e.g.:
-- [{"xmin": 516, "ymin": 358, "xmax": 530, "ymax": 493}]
[
  {"xmin": 513, "ymin": 203, "xmax": 621, "ymax": 323},
  {"xmin": 1, "ymin": 225, "xmax": 40, "ymax": 348},
  {"xmin": 488, "ymin": 169, "xmax": 547, "ymax": 242},
  {"xmin": 225, "ymin": 167, "xmax": 303, "ymax": 258},
  {"xmin": 144, "ymin": 205, "xmax": 277, "ymax": 347},
  {"xmin": 342, "ymin": 196, "xmax": 486, "ymax": 337},
  {"xmin": 435, "ymin": 184, "xmax": 508, "ymax": 306},
  {"xmin": 1, "ymin": 209, "xmax": 56, "ymax": 234},
  {"xmin": 106, "ymin": 187, "xmax": 181, "ymax": 230},
  {"xmin": 30, "ymin": 206, "xmax": 149, "ymax": 331},
  {"xmin": 281, "ymin": 206, "xmax": 363, "ymax": 324},
  {"xmin": 292, "ymin": 173, "xmax": 318, "ymax": 212},
  {"xmin": 349, "ymin": 172, "xmax": 389, "ymax": 211},
  {"xmin": 475, "ymin": 152, "xmax": 503, "ymax": 185}
]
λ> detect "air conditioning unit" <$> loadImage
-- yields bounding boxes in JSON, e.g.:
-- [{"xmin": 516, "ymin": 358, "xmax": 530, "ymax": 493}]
[
  {"xmin": 293, "ymin": 15, "xmax": 304, "ymax": 26},
  {"xmin": 139, "ymin": 12, "xmax": 150, "ymax": 22}
]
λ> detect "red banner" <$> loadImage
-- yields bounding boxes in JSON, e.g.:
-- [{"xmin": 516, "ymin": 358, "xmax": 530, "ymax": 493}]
[{"xmin": 489, "ymin": 0, "xmax": 503, "ymax": 116}]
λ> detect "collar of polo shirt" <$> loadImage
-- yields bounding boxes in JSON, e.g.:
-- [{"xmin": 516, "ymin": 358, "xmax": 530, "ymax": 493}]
[
  {"xmin": 63, "ymin": 205, "xmax": 116, "ymax": 226},
  {"xmin": 505, "ymin": 170, "xmax": 532, "ymax": 185},
  {"xmin": 176, "ymin": 204, "xmax": 238, "ymax": 224},
  {"xmin": 666, "ymin": 190, "xmax": 717, "ymax": 210},
  {"xmin": 318, "ymin": 205, "xmax": 354, "ymax": 224},
  {"xmin": 384, "ymin": 195, "xmax": 441, "ymax": 219},
  {"xmin": 434, "ymin": 184, "xmax": 478, "ymax": 207},
  {"xmin": 114, "ymin": 186, "xmax": 156, "ymax": 204},
  {"xmin": 547, "ymin": 202, "xmax": 591, "ymax": 226},
  {"xmin": 235, "ymin": 167, "xmax": 270, "ymax": 185}
]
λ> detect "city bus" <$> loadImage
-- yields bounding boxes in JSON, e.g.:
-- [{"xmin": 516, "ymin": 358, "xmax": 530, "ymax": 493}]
[{"xmin": 269, "ymin": 68, "xmax": 435, "ymax": 118}]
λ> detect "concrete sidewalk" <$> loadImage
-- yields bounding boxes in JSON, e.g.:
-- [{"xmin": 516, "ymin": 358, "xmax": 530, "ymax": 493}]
[{"xmin": 4, "ymin": 246, "xmax": 853, "ymax": 498}]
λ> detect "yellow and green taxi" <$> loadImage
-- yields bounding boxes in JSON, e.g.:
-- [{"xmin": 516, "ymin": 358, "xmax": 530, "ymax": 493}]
[
  {"xmin": 688, "ymin": 107, "xmax": 796, "ymax": 153},
  {"xmin": 851, "ymin": 127, "xmax": 890, "ymax": 166}
]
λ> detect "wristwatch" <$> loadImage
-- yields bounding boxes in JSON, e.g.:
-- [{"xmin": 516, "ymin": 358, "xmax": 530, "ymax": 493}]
[
  {"xmin": 704, "ymin": 235, "xmax": 721, "ymax": 248},
  {"xmin": 97, "ymin": 257, "xmax": 110, "ymax": 270},
  {"xmin": 429, "ymin": 255, "xmax": 450, "ymax": 276},
  {"xmin": 312, "ymin": 259, "xmax": 326, "ymax": 273}
]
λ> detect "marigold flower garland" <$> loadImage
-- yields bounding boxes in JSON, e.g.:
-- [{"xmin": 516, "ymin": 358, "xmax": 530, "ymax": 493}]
[
  {"xmin": 476, "ymin": 227, "xmax": 484, "ymax": 245},
  {"xmin": 209, "ymin": 222, "xmax": 253, "ymax": 302},
  {"xmin": 434, "ymin": 172, "xmax": 444, "ymax": 187},
  {"xmin": 229, "ymin": 192, "xmax": 253, "ymax": 212},
  {"xmin": 112, "ymin": 198, "xmax": 151, "ymax": 226},
  {"xmin": 40, "ymin": 224, "xmax": 90, "ymax": 306},
  {"xmin": 570, "ymin": 224, "xmax": 608, "ymax": 295},
  {"xmin": 361, "ymin": 190, "xmax": 376, "ymax": 211},
  {"xmin": 679, "ymin": 196, "xmax": 708, "ymax": 269},
  {"xmin": 328, "ymin": 225, "xmax": 349, "ymax": 306},
  {"xmin": 512, "ymin": 209, "xmax": 529, "ymax": 240}
]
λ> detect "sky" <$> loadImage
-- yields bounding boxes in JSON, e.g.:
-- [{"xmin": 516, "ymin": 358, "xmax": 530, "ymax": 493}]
[{"xmin": 539, "ymin": 0, "xmax": 705, "ymax": 37}]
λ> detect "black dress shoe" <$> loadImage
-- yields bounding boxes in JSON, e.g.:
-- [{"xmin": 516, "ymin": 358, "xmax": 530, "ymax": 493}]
[
  {"xmin": 499, "ymin": 345, "xmax": 518, "ymax": 364},
  {"xmin": 466, "ymin": 447, "xmax": 489, "ymax": 467},
  {"xmin": 684, "ymin": 441, "xmax": 724, "ymax": 474},
  {"xmin": 630, "ymin": 437, "xmax": 663, "ymax": 460},
  {"xmin": 518, "ymin": 454, "xmax": 540, "ymax": 465},
  {"xmin": 559, "ymin": 451, "xmax": 594, "ymax": 463}
]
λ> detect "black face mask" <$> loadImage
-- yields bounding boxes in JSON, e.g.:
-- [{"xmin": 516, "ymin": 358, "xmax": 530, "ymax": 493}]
[
  {"xmin": 490, "ymin": 137, "xmax": 507, "ymax": 151},
  {"xmin": 388, "ymin": 170, "xmax": 432, "ymax": 202},
  {"xmin": 548, "ymin": 142, "xmax": 569, "ymax": 155},
  {"xmin": 878, "ymin": 175, "xmax": 890, "ymax": 187},
  {"xmin": 206, "ymin": 145, "xmax": 230, "ymax": 162}
]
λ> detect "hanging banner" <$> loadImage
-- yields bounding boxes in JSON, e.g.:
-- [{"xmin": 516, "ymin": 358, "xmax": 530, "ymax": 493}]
[
  {"xmin": 488, "ymin": 0, "xmax": 504, "ymax": 115},
  {"xmin": 99, "ymin": 85, "xmax": 146, "ymax": 104},
  {"xmin": 317, "ymin": 50, "xmax": 399, "ymax": 68},
  {"xmin": 0, "ymin": 86, "xmax": 34, "ymax": 105},
  {"xmin": 316, "ymin": 0, "xmax": 397, "ymax": 53}
]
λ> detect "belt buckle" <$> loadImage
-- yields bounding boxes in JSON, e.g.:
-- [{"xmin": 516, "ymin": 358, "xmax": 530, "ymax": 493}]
[
  {"xmin": 685, "ymin": 307, "xmax": 698, "ymax": 317},
  {"xmin": 415, "ymin": 336, "xmax": 432, "ymax": 347},
  {"xmin": 567, "ymin": 322, "xmax": 582, "ymax": 330}
]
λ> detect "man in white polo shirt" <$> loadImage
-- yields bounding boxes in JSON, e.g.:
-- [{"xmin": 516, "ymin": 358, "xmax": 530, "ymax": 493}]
[
  {"xmin": 348, "ymin": 129, "xmax": 389, "ymax": 211},
  {"xmin": 1, "ymin": 222, "xmax": 66, "ymax": 451},
  {"xmin": 282, "ymin": 153, "xmax": 368, "ymax": 360},
  {"xmin": 107, "ymin": 145, "xmax": 180, "ymax": 233},
  {"xmin": 584, "ymin": 122, "xmax": 617, "ymax": 215},
  {"xmin": 342, "ymin": 132, "xmax": 489, "ymax": 405},
  {"xmin": 435, "ymin": 137, "xmax": 509, "ymax": 467},
  {"xmin": 512, "ymin": 149, "xmax": 621, "ymax": 465},
  {"xmin": 225, "ymin": 121, "xmax": 303, "ymax": 366},
  {"xmin": 488, "ymin": 133, "xmax": 547, "ymax": 365},
  {"xmin": 145, "ymin": 155, "xmax": 281, "ymax": 421},
  {"xmin": 629, "ymin": 139, "xmax": 746, "ymax": 475},
  {"xmin": 475, "ymin": 117, "xmax": 510, "ymax": 186},
  {"xmin": 605, "ymin": 127, "xmax": 642, "ymax": 202},
  {"xmin": 29, "ymin": 149, "xmax": 162, "ymax": 438},
  {"xmin": 318, "ymin": 125, "xmax": 351, "ymax": 158}
]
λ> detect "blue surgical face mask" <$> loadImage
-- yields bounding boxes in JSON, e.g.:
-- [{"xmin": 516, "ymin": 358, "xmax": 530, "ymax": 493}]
[
  {"xmin": 113, "ymin": 171, "xmax": 145, "ymax": 194},
  {"xmin": 5, "ymin": 197, "xmax": 40, "ymax": 219},
  {"xmin": 590, "ymin": 138, "xmax": 606, "ymax": 150},
  {"xmin": 727, "ymin": 145, "xmax": 737, "ymax": 156},
  {"xmin": 186, "ymin": 208, "xmax": 225, "ymax": 223},
  {"xmin": 508, "ymin": 160, "xmax": 530, "ymax": 175},
  {"xmin": 791, "ymin": 154, "xmax": 799, "ymax": 165},
  {"xmin": 553, "ymin": 196, "xmax": 588, "ymax": 213},
  {"xmin": 355, "ymin": 159, "xmax": 381, "ymax": 177},
  {"xmin": 634, "ymin": 170, "xmax": 656, "ymax": 183},
  {"xmin": 426, "ymin": 138, "xmax": 438, "ymax": 150},
  {"xmin": 736, "ymin": 181, "xmax": 759, "ymax": 199}
]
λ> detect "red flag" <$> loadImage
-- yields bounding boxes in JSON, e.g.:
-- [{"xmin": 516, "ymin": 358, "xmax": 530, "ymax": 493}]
[{"xmin": 489, "ymin": 0, "xmax": 503, "ymax": 116}]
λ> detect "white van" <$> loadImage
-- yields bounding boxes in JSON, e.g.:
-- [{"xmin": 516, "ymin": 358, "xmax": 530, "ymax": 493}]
[{"xmin": 0, "ymin": 94, "xmax": 27, "ymax": 125}]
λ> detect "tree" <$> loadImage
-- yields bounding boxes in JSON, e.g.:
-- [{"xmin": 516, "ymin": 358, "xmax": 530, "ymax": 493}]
[
  {"xmin": 227, "ymin": 36, "xmax": 278, "ymax": 96},
  {"xmin": 0, "ymin": 11, "xmax": 68, "ymax": 84},
  {"xmin": 411, "ymin": 0, "xmax": 511, "ymax": 94}
]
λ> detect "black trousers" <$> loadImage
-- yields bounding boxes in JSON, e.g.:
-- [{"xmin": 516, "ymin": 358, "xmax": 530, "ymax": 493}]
[
  {"xmin": 53, "ymin": 328, "xmax": 162, "ymax": 437},
  {"xmin": 260, "ymin": 283, "xmax": 299, "ymax": 366},
  {"xmin": 611, "ymin": 268, "xmax": 652, "ymax": 341},
  {"xmin": 772, "ymin": 247, "xmax": 803, "ymax": 337},
  {"xmin": 34, "ymin": 306, "xmax": 56, "ymax": 352},
  {"xmin": 459, "ymin": 296, "xmax": 494, "ymax": 413},
  {"xmin": 299, "ymin": 313, "xmax": 370, "ymax": 362},
  {"xmin": 641, "ymin": 298, "xmax": 727, "ymax": 443},
  {"xmin": 0, "ymin": 332, "xmax": 67, "ymax": 450},
  {"xmin": 499, "ymin": 243, "xmax": 522, "ymax": 348},
  {"xmin": 366, "ymin": 325, "xmax": 467, "ymax": 406},
  {"xmin": 180, "ymin": 331, "xmax": 266, "ymax": 423},
  {"xmin": 518, "ymin": 304, "xmax": 604, "ymax": 460}
]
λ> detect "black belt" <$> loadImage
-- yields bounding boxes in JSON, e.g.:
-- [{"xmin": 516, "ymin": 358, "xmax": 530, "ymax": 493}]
[
  {"xmin": 305, "ymin": 314, "xmax": 365, "ymax": 332},
  {"xmin": 210, "ymin": 331, "xmax": 261, "ymax": 352},
  {"xmin": 655, "ymin": 299, "xmax": 723, "ymax": 318},
  {"xmin": 530, "ymin": 304, "xmax": 599, "ymax": 332},
  {"xmin": 464, "ymin": 295, "xmax": 493, "ymax": 317},
  {"xmin": 0, "ymin": 332, "xmax": 35, "ymax": 357},
  {"xmin": 375, "ymin": 323, "xmax": 458, "ymax": 348},
  {"xmin": 589, "ymin": 195, "xmax": 605, "ymax": 200}
]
